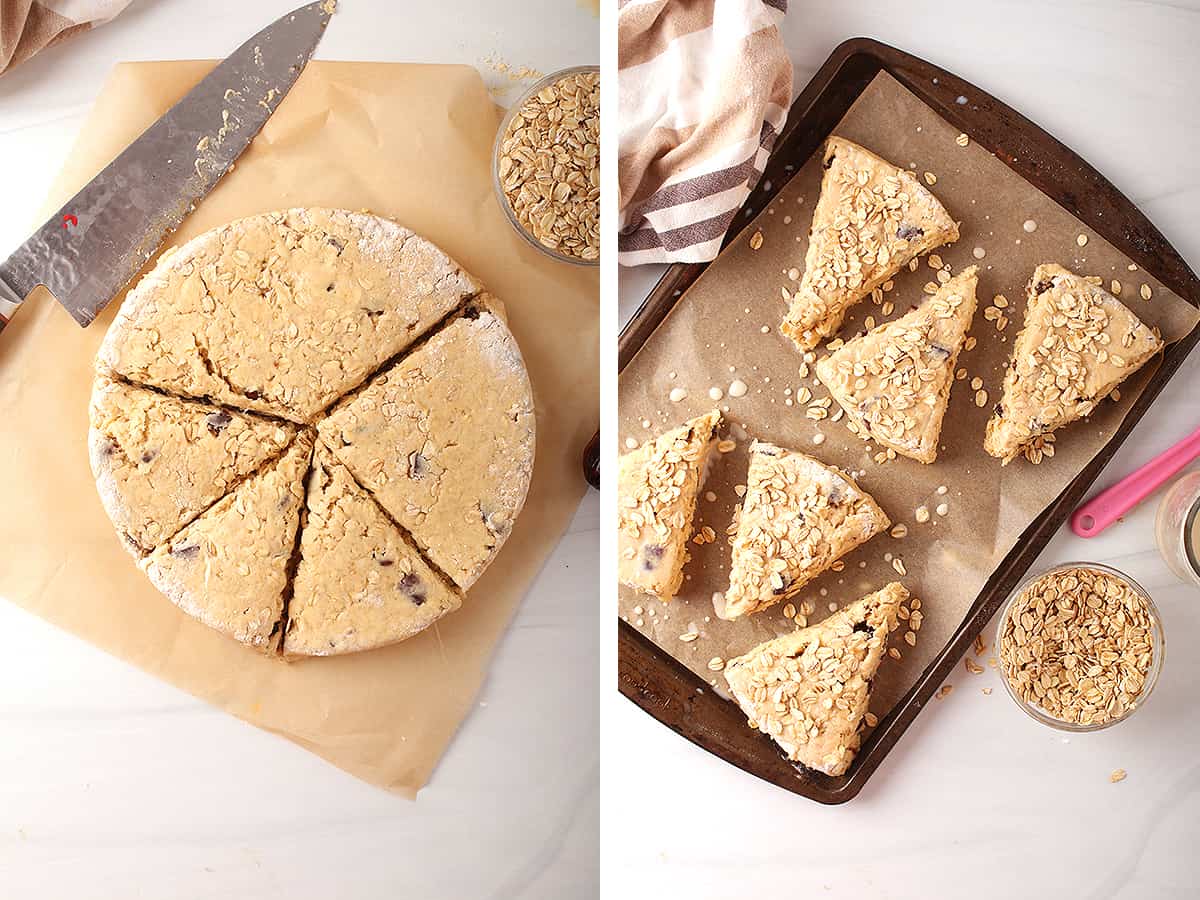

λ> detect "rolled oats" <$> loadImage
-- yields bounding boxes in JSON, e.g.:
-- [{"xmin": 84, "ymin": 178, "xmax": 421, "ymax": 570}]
[
  {"xmin": 497, "ymin": 70, "xmax": 599, "ymax": 261},
  {"xmin": 999, "ymin": 567, "xmax": 1156, "ymax": 726}
]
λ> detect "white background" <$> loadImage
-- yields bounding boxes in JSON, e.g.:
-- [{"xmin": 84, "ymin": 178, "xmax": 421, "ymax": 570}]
[
  {"xmin": 615, "ymin": 2, "xmax": 1200, "ymax": 899},
  {"xmin": 0, "ymin": 2, "xmax": 598, "ymax": 898}
]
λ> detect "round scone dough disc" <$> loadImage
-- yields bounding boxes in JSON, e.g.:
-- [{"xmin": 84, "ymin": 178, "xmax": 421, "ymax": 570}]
[
  {"xmin": 285, "ymin": 442, "xmax": 462, "ymax": 656},
  {"xmin": 142, "ymin": 431, "xmax": 314, "ymax": 651},
  {"xmin": 97, "ymin": 208, "xmax": 484, "ymax": 423},
  {"xmin": 317, "ymin": 305, "xmax": 535, "ymax": 589},
  {"xmin": 89, "ymin": 377, "xmax": 297, "ymax": 556}
]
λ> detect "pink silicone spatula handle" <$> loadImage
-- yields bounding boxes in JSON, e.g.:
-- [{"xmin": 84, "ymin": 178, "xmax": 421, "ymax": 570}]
[{"xmin": 1072, "ymin": 425, "xmax": 1200, "ymax": 537}]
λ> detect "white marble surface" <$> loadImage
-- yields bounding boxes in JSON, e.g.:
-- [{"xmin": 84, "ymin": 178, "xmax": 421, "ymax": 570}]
[
  {"xmin": 0, "ymin": 1, "xmax": 597, "ymax": 897},
  {"xmin": 614, "ymin": 3, "xmax": 1200, "ymax": 898}
]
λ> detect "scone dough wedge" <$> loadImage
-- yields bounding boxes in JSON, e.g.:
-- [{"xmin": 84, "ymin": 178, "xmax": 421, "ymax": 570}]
[
  {"xmin": 723, "ymin": 441, "xmax": 889, "ymax": 619},
  {"xmin": 617, "ymin": 410, "xmax": 721, "ymax": 602},
  {"xmin": 984, "ymin": 263, "xmax": 1162, "ymax": 464},
  {"xmin": 318, "ymin": 306, "xmax": 535, "ymax": 590},
  {"xmin": 816, "ymin": 266, "xmax": 979, "ymax": 463},
  {"xmin": 141, "ymin": 431, "xmax": 314, "ymax": 652},
  {"xmin": 98, "ymin": 208, "xmax": 483, "ymax": 423},
  {"xmin": 782, "ymin": 137, "xmax": 959, "ymax": 352},
  {"xmin": 89, "ymin": 377, "xmax": 297, "ymax": 556},
  {"xmin": 724, "ymin": 582, "xmax": 907, "ymax": 776},
  {"xmin": 285, "ymin": 442, "xmax": 462, "ymax": 657}
]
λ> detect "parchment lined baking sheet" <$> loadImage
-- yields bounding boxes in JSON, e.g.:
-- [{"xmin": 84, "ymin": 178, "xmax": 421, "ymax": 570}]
[
  {"xmin": 0, "ymin": 60, "xmax": 598, "ymax": 797},
  {"xmin": 618, "ymin": 71, "xmax": 1198, "ymax": 723}
]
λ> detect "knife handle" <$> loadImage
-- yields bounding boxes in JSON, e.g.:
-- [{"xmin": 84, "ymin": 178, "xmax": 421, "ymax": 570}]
[{"xmin": 583, "ymin": 430, "xmax": 600, "ymax": 489}]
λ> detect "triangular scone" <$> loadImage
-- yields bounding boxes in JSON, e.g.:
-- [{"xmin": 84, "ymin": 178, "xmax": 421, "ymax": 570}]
[
  {"xmin": 318, "ymin": 308, "xmax": 535, "ymax": 590},
  {"xmin": 723, "ymin": 442, "xmax": 889, "ymax": 619},
  {"xmin": 617, "ymin": 410, "xmax": 721, "ymax": 601},
  {"xmin": 141, "ymin": 431, "xmax": 314, "ymax": 652},
  {"xmin": 984, "ymin": 264, "xmax": 1162, "ymax": 464},
  {"xmin": 284, "ymin": 442, "xmax": 462, "ymax": 656},
  {"xmin": 781, "ymin": 137, "xmax": 959, "ymax": 352},
  {"xmin": 89, "ymin": 377, "xmax": 297, "ymax": 556},
  {"xmin": 724, "ymin": 582, "xmax": 907, "ymax": 776},
  {"xmin": 816, "ymin": 266, "xmax": 979, "ymax": 463}
]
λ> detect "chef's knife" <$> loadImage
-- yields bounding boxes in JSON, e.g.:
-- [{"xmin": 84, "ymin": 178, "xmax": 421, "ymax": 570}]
[{"xmin": 0, "ymin": 1, "xmax": 334, "ymax": 337}]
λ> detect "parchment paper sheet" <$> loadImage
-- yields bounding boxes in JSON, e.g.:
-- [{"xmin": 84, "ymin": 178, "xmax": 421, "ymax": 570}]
[
  {"xmin": 619, "ymin": 72, "xmax": 1198, "ymax": 723},
  {"xmin": 0, "ymin": 61, "xmax": 598, "ymax": 797}
]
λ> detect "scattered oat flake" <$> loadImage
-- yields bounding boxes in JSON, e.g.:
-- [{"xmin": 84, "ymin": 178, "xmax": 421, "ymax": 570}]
[
  {"xmin": 717, "ymin": 439, "xmax": 736, "ymax": 453},
  {"xmin": 669, "ymin": 387, "xmax": 687, "ymax": 402},
  {"xmin": 923, "ymin": 172, "xmax": 937, "ymax": 186},
  {"xmin": 1023, "ymin": 219, "xmax": 1038, "ymax": 233},
  {"xmin": 973, "ymin": 246, "xmax": 986, "ymax": 259},
  {"xmin": 889, "ymin": 647, "xmax": 902, "ymax": 660},
  {"xmin": 728, "ymin": 379, "xmax": 748, "ymax": 398},
  {"xmin": 892, "ymin": 557, "xmax": 907, "ymax": 576},
  {"xmin": 982, "ymin": 687, "xmax": 993, "ymax": 695},
  {"xmin": 864, "ymin": 712, "xmax": 879, "ymax": 727},
  {"xmin": 904, "ymin": 631, "xmax": 917, "ymax": 646},
  {"xmin": 965, "ymin": 658, "xmax": 984, "ymax": 675},
  {"xmin": 708, "ymin": 387, "xmax": 723, "ymax": 401},
  {"xmin": 1111, "ymin": 280, "xmax": 1122, "ymax": 296},
  {"xmin": 1076, "ymin": 233, "xmax": 1089, "ymax": 247},
  {"xmin": 914, "ymin": 506, "xmax": 930, "ymax": 524},
  {"xmin": 1110, "ymin": 769, "xmax": 1127, "ymax": 783},
  {"xmin": 975, "ymin": 389, "xmax": 988, "ymax": 407},
  {"xmin": 1140, "ymin": 283, "xmax": 1153, "ymax": 301},
  {"xmin": 955, "ymin": 132, "xmax": 970, "ymax": 147},
  {"xmin": 890, "ymin": 523, "xmax": 909, "ymax": 539},
  {"xmin": 936, "ymin": 685, "xmax": 954, "ymax": 699},
  {"xmin": 679, "ymin": 631, "xmax": 699, "ymax": 643},
  {"xmin": 749, "ymin": 231, "xmax": 764, "ymax": 250},
  {"xmin": 974, "ymin": 634, "xmax": 986, "ymax": 656},
  {"xmin": 935, "ymin": 503, "xmax": 949, "ymax": 516},
  {"xmin": 708, "ymin": 657, "xmax": 725, "ymax": 672}
]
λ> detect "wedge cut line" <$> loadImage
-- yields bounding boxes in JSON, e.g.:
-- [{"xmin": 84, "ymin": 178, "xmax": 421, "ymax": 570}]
[
  {"xmin": 97, "ymin": 208, "xmax": 484, "ymax": 423},
  {"xmin": 816, "ymin": 266, "xmax": 978, "ymax": 463},
  {"xmin": 317, "ymin": 302, "xmax": 534, "ymax": 590},
  {"xmin": 141, "ymin": 431, "xmax": 315, "ymax": 653},
  {"xmin": 284, "ymin": 441, "xmax": 463, "ymax": 657},
  {"xmin": 781, "ymin": 137, "xmax": 959, "ymax": 352},
  {"xmin": 89, "ymin": 377, "xmax": 300, "ymax": 557}
]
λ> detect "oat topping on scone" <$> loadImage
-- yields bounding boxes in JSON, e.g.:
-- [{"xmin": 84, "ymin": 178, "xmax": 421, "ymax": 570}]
[
  {"xmin": 724, "ymin": 582, "xmax": 907, "ymax": 776},
  {"xmin": 618, "ymin": 410, "xmax": 721, "ymax": 601},
  {"xmin": 723, "ymin": 441, "xmax": 889, "ymax": 619},
  {"xmin": 985, "ymin": 263, "xmax": 1161, "ymax": 464},
  {"xmin": 781, "ymin": 137, "xmax": 959, "ymax": 352},
  {"xmin": 816, "ymin": 266, "xmax": 978, "ymax": 463}
]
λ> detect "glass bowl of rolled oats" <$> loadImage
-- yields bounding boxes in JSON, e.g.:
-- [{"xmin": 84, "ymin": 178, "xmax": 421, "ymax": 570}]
[
  {"xmin": 493, "ymin": 65, "xmax": 600, "ymax": 265},
  {"xmin": 997, "ymin": 563, "xmax": 1163, "ymax": 732}
]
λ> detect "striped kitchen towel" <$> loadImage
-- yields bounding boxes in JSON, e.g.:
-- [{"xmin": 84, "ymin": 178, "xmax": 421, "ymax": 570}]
[
  {"xmin": 618, "ymin": 0, "xmax": 793, "ymax": 265},
  {"xmin": 1, "ymin": 0, "xmax": 131, "ymax": 76}
]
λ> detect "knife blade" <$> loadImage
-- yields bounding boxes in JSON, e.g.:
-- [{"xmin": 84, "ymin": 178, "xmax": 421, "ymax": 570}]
[{"xmin": 0, "ymin": 1, "xmax": 333, "ymax": 335}]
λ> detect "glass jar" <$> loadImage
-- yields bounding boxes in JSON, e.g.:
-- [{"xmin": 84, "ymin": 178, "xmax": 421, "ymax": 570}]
[
  {"xmin": 1155, "ymin": 470, "xmax": 1200, "ymax": 586},
  {"xmin": 492, "ymin": 65, "xmax": 600, "ymax": 266}
]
